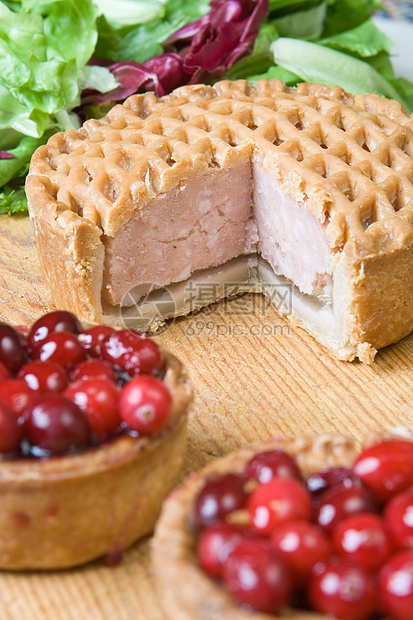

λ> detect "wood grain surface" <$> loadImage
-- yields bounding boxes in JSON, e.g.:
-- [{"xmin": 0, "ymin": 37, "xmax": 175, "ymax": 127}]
[{"xmin": 0, "ymin": 214, "xmax": 412, "ymax": 619}]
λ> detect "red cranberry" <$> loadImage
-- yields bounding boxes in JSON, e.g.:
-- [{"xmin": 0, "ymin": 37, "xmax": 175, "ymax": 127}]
[
  {"xmin": 0, "ymin": 379, "xmax": 37, "ymax": 416},
  {"xmin": 332, "ymin": 513, "xmax": 393, "ymax": 573},
  {"xmin": 197, "ymin": 523, "xmax": 250, "ymax": 578},
  {"xmin": 27, "ymin": 310, "xmax": 82, "ymax": 349},
  {"xmin": 247, "ymin": 477, "xmax": 312, "ymax": 535},
  {"xmin": 0, "ymin": 361, "xmax": 11, "ymax": 382},
  {"xmin": 271, "ymin": 520, "xmax": 332, "ymax": 587},
  {"xmin": 78, "ymin": 325, "xmax": 114, "ymax": 357},
  {"xmin": 18, "ymin": 361, "xmax": 68, "ymax": 394},
  {"xmin": 243, "ymin": 449, "xmax": 302, "ymax": 484},
  {"xmin": 384, "ymin": 487, "xmax": 413, "ymax": 550},
  {"xmin": 101, "ymin": 330, "xmax": 164, "ymax": 376},
  {"xmin": 0, "ymin": 323, "xmax": 27, "ymax": 373},
  {"xmin": 314, "ymin": 483, "xmax": 377, "ymax": 534},
  {"xmin": 71, "ymin": 359, "xmax": 116, "ymax": 383},
  {"xmin": 379, "ymin": 550, "xmax": 413, "ymax": 619},
  {"xmin": 194, "ymin": 473, "xmax": 247, "ymax": 529},
  {"xmin": 24, "ymin": 394, "xmax": 91, "ymax": 455},
  {"xmin": 65, "ymin": 378, "xmax": 120, "ymax": 439},
  {"xmin": 353, "ymin": 439, "xmax": 413, "ymax": 503},
  {"xmin": 32, "ymin": 331, "xmax": 86, "ymax": 371},
  {"xmin": 223, "ymin": 538, "xmax": 292, "ymax": 614},
  {"xmin": 309, "ymin": 562, "xmax": 376, "ymax": 620},
  {"xmin": 119, "ymin": 375, "xmax": 172, "ymax": 434},
  {"xmin": 307, "ymin": 466, "xmax": 361, "ymax": 506},
  {"xmin": 0, "ymin": 402, "xmax": 24, "ymax": 454}
]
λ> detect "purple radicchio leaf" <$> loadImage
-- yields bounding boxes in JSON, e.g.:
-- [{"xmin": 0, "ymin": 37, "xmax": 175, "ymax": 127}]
[
  {"xmin": 0, "ymin": 151, "xmax": 15, "ymax": 159},
  {"xmin": 81, "ymin": 0, "xmax": 268, "ymax": 113},
  {"xmin": 165, "ymin": 0, "xmax": 269, "ymax": 83}
]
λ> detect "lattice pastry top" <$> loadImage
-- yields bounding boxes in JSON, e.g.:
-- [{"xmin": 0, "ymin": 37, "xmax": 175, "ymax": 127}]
[{"xmin": 28, "ymin": 79, "xmax": 413, "ymax": 260}]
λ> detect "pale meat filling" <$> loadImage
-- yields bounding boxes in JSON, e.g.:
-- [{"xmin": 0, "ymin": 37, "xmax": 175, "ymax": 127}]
[{"xmin": 103, "ymin": 164, "xmax": 335, "ymax": 334}]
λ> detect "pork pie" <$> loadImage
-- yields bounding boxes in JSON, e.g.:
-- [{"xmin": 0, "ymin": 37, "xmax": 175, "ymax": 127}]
[{"xmin": 26, "ymin": 80, "xmax": 413, "ymax": 362}]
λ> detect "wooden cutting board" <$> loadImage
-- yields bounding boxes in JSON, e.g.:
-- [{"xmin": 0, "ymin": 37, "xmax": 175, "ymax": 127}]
[{"xmin": 0, "ymin": 214, "xmax": 412, "ymax": 619}]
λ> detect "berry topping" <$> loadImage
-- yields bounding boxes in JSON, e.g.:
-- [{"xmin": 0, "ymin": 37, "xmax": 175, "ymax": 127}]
[
  {"xmin": 309, "ymin": 562, "xmax": 376, "ymax": 620},
  {"xmin": 0, "ymin": 402, "xmax": 24, "ymax": 454},
  {"xmin": 223, "ymin": 538, "xmax": 292, "ymax": 614},
  {"xmin": 119, "ymin": 375, "xmax": 172, "ymax": 435},
  {"xmin": 384, "ymin": 487, "xmax": 413, "ymax": 550},
  {"xmin": 271, "ymin": 520, "xmax": 332, "ymax": 586},
  {"xmin": 79, "ymin": 325, "xmax": 114, "ymax": 358},
  {"xmin": 247, "ymin": 476, "xmax": 312, "ymax": 535},
  {"xmin": 0, "ymin": 361, "xmax": 11, "ymax": 382},
  {"xmin": 32, "ymin": 331, "xmax": 86, "ymax": 371},
  {"xmin": 197, "ymin": 523, "xmax": 250, "ymax": 578},
  {"xmin": 307, "ymin": 466, "xmax": 361, "ymax": 505},
  {"xmin": 314, "ymin": 483, "xmax": 377, "ymax": 533},
  {"xmin": 379, "ymin": 551, "xmax": 413, "ymax": 620},
  {"xmin": 194, "ymin": 473, "xmax": 247, "ymax": 529},
  {"xmin": 18, "ymin": 361, "xmax": 68, "ymax": 394},
  {"xmin": 332, "ymin": 512, "xmax": 393, "ymax": 572},
  {"xmin": 0, "ymin": 379, "xmax": 37, "ymax": 416},
  {"xmin": 24, "ymin": 394, "xmax": 91, "ymax": 455},
  {"xmin": 27, "ymin": 310, "xmax": 82, "ymax": 349},
  {"xmin": 65, "ymin": 378, "xmax": 120, "ymax": 439},
  {"xmin": 101, "ymin": 330, "xmax": 164, "ymax": 376},
  {"xmin": 352, "ymin": 440, "xmax": 413, "ymax": 503},
  {"xmin": 243, "ymin": 449, "xmax": 302, "ymax": 484},
  {"xmin": 0, "ymin": 323, "xmax": 27, "ymax": 373},
  {"xmin": 71, "ymin": 358, "xmax": 116, "ymax": 383}
]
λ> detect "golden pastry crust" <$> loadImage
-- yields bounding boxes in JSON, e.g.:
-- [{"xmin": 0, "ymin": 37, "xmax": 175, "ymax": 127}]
[
  {"xmin": 0, "ymin": 349, "xmax": 192, "ymax": 571},
  {"xmin": 151, "ymin": 434, "xmax": 363, "ymax": 620},
  {"xmin": 25, "ymin": 79, "xmax": 413, "ymax": 360}
]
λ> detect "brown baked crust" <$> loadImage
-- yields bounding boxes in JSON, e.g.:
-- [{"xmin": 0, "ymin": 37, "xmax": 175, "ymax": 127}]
[
  {"xmin": 151, "ymin": 434, "xmax": 366, "ymax": 620},
  {"xmin": 0, "ymin": 349, "xmax": 192, "ymax": 571}
]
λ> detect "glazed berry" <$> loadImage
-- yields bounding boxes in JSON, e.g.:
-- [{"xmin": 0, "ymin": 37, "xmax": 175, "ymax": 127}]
[
  {"xmin": 243, "ymin": 449, "xmax": 302, "ymax": 484},
  {"xmin": 71, "ymin": 359, "xmax": 116, "ymax": 383},
  {"xmin": 379, "ymin": 551, "xmax": 413, "ymax": 619},
  {"xmin": 271, "ymin": 520, "xmax": 332, "ymax": 586},
  {"xmin": 24, "ymin": 394, "xmax": 91, "ymax": 455},
  {"xmin": 27, "ymin": 310, "xmax": 82, "ymax": 349},
  {"xmin": 18, "ymin": 361, "xmax": 68, "ymax": 394},
  {"xmin": 101, "ymin": 330, "xmax": 164, "ymax": 376},
  {"xmin": 0, "ymin": 323, "xmax": 27, "ymax": 373},
  {"xmin": 332, "ymin": 513, "xmax": 393, "ymax": 572},
  {"xmin": 307, "ymin": 466, "xmax": 361, "ymax": 506},
  {"xmin": 309, "ymin": 562, "xmax": 376, "ymax": 620},
  {"xmin": 0, "ymin": 379, "xmax": 37, "ymax": 416},
  {"xmin": 197, "ymin": 523, "xmax": 250, "ymax": 578},
  {"xmin": 79, "ymin": 325, "xmax": 114, "ymax": 358},
  {"xmin": 194, "ymin": 473, "xmax": 247, "ymax": 529},
  {"xmin": 119, "ymin": 375, "xmax": 172, "ymax": 435},
  {"xmin": 32, "ymin": 331, "xmax": 86, "ymax": 371},
  {"xmin": 247, "ymin": 476, "xmax": 312, "ymax": 535},
  {"xmin": 315, "ymin": 483, "xmax": 377, "ymax": 533},
  {"xmin": 0, "ymin": 402, "xmax": 24, "ymax": 454},
  {"xmin": 353, "ymin": 439, "xmax": 413, "ymax": 503},
  {"xmin": 223, "ymin": 538, "xmax": 292, "ymax": 614},
  {"xmin": 384, "ymin": 487, "xmax": 413, "ymax": 550},
  {"xmin": 0, "ymin": 361, "xmax": 10, "ymax": 382},
  {"xmin": 65, "ymin": 378, "xmax": 120, "ymax": 438}
]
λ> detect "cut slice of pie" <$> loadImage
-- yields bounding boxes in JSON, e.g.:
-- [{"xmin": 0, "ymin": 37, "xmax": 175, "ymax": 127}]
[{"xmin": 25, "ymin": 79, "xmax": 413, "ymax": 362}]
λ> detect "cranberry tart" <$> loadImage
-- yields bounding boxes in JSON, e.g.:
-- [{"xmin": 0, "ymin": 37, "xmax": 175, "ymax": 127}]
[
  {"xmin": 26, "ymin": 79, "xmax": 413, "ymax": 362},
  {"xmin": 152, "ymin": 434, "xmax": 413, "ymax": 620},
  {"xmin": 0, "ymin": 310, "xmax": 192, "ymax": 570}
]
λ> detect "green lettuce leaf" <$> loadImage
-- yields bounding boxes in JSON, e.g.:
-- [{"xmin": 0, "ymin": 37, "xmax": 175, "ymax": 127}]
[
  {"xmin": 0, "ymin": 186, "xmax": 28, "ymax": 215},
  {"xmin": 320, "ymin": 19, "xmax": 394, "ymax": 57},
  {"xmin": 271, "ymin": 2, "xmax": 327, "ymax": 40},
  {"xmin": 322, "ymin": 0, "xmax": 382, "ymax": 36}
]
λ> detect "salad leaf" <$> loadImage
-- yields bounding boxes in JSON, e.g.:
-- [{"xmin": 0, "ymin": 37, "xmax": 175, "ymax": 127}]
[
  {"xmin": 271, "ymin": 2, "xmax": 327, "ymax": 40},
  {"xmin": 322, "ymin": 0, "xmax": 382, "ymax": 36},
  {"xmin": 92, "ymin": 0, "xmax": 165, "ymax": 30},
  {"xmin": 270, "ymin": 37, "xmax": 411, "ymax": 110},
  {"xmin": 0, "ymin": 187, "xmax": 29, "ymax": 215},
  {"xmin": 320, "ymin": 19, "xmax": 393, "ymax": 57}
]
